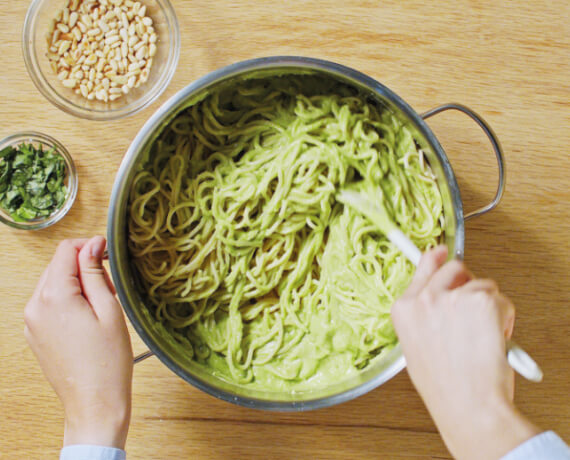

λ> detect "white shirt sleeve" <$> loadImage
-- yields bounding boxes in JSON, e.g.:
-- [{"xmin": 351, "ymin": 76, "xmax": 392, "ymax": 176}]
[
  {"xmin": 501, "ymin": 431, "xmax": 570, "ymax": 460},
  {"xmin": 60, "ymin": 445, "xmax": 126, "ymax": 460}
]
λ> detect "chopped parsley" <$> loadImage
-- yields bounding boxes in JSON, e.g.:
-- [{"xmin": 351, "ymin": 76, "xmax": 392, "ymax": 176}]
[{"xmin": 0, "ymin": 142, "xmax": 68, "ymax": 222}]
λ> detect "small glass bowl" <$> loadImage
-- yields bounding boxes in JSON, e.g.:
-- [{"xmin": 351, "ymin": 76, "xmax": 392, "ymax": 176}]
[
  {"xmin": 22, "ymin": 0, "xmax": 180, "ymax": 121},
  {"xmin": 0, "ymin": 132, "xmax": 78, "ymax": 230}
]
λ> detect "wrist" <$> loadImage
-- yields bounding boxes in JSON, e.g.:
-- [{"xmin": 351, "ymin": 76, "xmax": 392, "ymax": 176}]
[
  {"xmin": 63, "ymin": 403, "xmax": 130, "ymax": 449},
  {"xmin": 440, "ymin": 395, "xmax": 540, "ymax": 460}
]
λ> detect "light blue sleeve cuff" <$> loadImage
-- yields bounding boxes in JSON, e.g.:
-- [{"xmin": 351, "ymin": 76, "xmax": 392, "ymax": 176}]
[
  {"xmin": 501, "ymin": 431, "xmax": 570, "ymax": 460},
  {"xmin": 60, "ymin": 445, "xmax": 126, "ymax": 460}
]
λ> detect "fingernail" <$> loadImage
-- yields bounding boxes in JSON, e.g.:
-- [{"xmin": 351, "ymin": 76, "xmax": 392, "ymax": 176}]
[{"xmin": 90, "ymin": 237, "xmax": 105, "ymax": 260}]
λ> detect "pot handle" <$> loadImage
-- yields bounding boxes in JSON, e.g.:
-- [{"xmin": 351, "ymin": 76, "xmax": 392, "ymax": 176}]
[
  {"xmin": 420, "ymin": 103, "xmax": 506, "ymax": 221},
  {"xmin": 134, "ymin": 350, "xmax": 154, "ymax": 364}
]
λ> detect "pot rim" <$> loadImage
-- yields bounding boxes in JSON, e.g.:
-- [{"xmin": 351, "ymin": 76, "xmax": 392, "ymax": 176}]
[{"xmin": 108, "ymin": 56, "xmax": 464, "ymax": 411}]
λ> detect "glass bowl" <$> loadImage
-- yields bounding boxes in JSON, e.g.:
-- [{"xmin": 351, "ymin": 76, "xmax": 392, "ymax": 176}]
[
  {"xmin": 0, "ymin": 132, "xmax": 78, "ymax": 230},
  {"xmin": 22, "ymin": 0, "xmax": 180, "ymax": 121}
]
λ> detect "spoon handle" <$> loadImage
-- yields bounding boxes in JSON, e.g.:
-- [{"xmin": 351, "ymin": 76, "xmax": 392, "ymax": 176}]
[
  {"xmin": 387, "ymin": 229, "xmax": 422, "ymax": 267},
  {"xmin": 507, "ymin": 340, "xmax": 543, "ymax": 382}
]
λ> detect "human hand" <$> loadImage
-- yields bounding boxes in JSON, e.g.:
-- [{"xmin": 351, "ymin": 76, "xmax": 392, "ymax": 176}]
[
  {"xmin": 24, "ymin": 236, "xmax": 133, "ymax": 449},
  {"xmin": 391, "ymin": 246, "xmax": 539, "ymax": 460}
]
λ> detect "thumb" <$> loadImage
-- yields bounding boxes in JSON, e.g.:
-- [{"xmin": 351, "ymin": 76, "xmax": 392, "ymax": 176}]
[
  {"xmin": 78, "ymin": 236, "xmax": 121, "ymax": 321},
  {"xmin": 402, "ymin": 245, "xmax": 448, "ymax": 298}
]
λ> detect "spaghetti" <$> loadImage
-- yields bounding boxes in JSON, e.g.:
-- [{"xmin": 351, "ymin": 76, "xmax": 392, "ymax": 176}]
[{"xmin": 128, "ymin": 76, "xmax": 444, "ymax": 389}]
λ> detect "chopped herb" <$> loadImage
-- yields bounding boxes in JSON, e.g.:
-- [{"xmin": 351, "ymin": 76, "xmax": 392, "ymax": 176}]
[{"xmin": 0, "ymin": 142, "xmax": 68, "ymax": 222}]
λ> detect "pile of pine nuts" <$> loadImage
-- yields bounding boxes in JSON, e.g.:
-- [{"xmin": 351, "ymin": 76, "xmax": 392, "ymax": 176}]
[{"xmin": 46, "ymin": 0, "xmax": 157, "ymax": 102}]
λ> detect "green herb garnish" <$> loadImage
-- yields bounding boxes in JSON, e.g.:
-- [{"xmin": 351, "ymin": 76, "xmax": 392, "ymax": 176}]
[{"xmin": 0, "ymin": 142, "xmax": 68, "ymax": 222}]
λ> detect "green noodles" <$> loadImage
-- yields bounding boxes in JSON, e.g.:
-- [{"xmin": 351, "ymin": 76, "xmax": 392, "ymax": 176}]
[{"xmin": 128, "ymin": 76, "xmax": 444, "ymax": 389}]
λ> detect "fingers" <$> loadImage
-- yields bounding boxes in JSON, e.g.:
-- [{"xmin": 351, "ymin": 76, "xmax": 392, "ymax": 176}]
[
  {"xmin": 403, "ymin": 245, "xmax": 448, "ymax": 298},
  {"xmin": 44, "ymin": 239, "xmax": 90, "ymax": 295},
  {"xmin": 460, "ymin": 279, "xmax": 515, "ymax": 339},
  {"xmin": 78, "ymin": 236, "xmax": 122, "ymax": 322},
  {"xmin": 103, "ymin": 265, "xmax": 117, "ymax": 296},
  {"xmin": 497, "ymin": 293, "xmax": 516, "ymax": 339},
  {"xmin": 49, "ymin": 239, "xmax": 89, "ymax": 277},
  {"xmin": 427, "ymin": 259, "xmax": 473, "ymax": 293},
  {"xmin": 30, "ymin": 265, "xmax": 50, "ymax": 301},
  {"xmin": 461, "ymin": 278, "xmax": 499, "ymax": 293}
]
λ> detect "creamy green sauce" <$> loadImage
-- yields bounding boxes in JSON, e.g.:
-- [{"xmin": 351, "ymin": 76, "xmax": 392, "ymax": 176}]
[{"xmin": 129, "ymin": 76, "xmax": 444, "ymax": 390}]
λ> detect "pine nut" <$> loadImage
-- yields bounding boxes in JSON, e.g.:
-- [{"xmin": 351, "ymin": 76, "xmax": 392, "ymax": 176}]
[
  {"xmin": 81, "ymin": 14, "xmax": 92, "ymax": 27},
  {"xmin": 69, "ymin": 11, "xmax": 78, "ymax": 28},
  {"xmin": 135, "ymin": 46, "xmax": 148, "ymax": 61},
  {"xmin": 84, "ymin": 54, "xmax": 97, "ymax": 65},
  {"xmin": 72, "ymin": 27, "xmax": 82, "ymax": 41},
  {"xmin": 58, "ymin": 40, "xmax": 71, "ymax": 55},
  {"xmin": 47, "ymin": 0, "xmax": 158, "ymax": 101},
  {"xmin": 62, "ymin": 78, "xmax": 77, "ymax": 88},
  {"xmin": 105, "ymin": 35, "xmax": 120, "ymax": 45},
  {"xmin": 52, "ymin": 29, "xmax": 61, "ymax": 44}
]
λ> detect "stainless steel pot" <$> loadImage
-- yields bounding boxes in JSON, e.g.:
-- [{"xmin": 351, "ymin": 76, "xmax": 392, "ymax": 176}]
[{"xmin": 108, "ymin": 56, "xmax": 505, "ymax": 411}]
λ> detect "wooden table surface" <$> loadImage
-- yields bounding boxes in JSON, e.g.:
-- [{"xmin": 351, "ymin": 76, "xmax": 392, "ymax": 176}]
[{"xmin": 1, "ymin": 1, "xmax": 569, "ymax": 458}]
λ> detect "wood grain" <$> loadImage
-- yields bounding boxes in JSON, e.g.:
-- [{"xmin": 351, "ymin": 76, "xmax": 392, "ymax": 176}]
[{"xmin": 1, "ymin": 1, "xmax": 569, "ymax": 458}]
